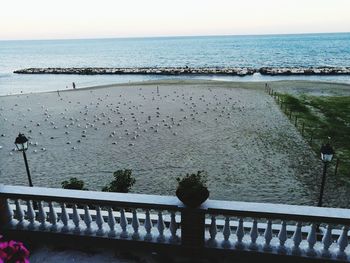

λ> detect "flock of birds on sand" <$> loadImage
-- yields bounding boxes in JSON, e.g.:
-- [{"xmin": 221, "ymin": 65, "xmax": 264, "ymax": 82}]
[{"xmin": 0, "ymin": 86, "xmax": 249, "ymax": 155}]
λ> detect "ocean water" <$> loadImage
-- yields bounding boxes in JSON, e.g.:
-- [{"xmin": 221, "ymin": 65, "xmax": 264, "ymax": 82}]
[{"xmin": 0, "ymin": 33, "xmax": 350, "ymax": 95}]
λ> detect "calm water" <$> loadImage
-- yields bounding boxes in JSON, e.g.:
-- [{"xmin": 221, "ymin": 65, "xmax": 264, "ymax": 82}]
[{"xmin": 0, "ymin": 33, "xmax": 350, "ymax": 95}]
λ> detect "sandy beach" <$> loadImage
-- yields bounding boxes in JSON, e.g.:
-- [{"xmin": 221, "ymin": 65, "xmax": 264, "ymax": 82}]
[{"xmin": 1, "ymin": 80, "xmax": 350, "ymax": 207}]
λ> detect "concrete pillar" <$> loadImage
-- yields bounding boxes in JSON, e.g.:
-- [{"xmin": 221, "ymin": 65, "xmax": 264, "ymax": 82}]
[{"xmin": 181, "ymin": 209, "xmax": 205, "ymax": 248}]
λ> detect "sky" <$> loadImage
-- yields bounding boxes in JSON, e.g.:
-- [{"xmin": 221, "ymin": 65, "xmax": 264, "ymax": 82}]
[{"xmin": 1, "ymin": 0, "xmax": 349, "ymax": 40}]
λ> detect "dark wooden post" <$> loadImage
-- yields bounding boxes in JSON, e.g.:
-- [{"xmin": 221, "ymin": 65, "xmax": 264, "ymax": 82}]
[
  {"xmin": 302, "ymin": 122, "xmax": 305, "ymax": 136},
  {"xmin": 334, "ymin": 159, "xmax": 340, "ymax": 176},
  {"xmin": 294, "ymin": 116, "xmax": 298, "ymax": 127},
  {"xmin": 289, "ymin": 110, "xmax": 292, "ymax": 119},
  {"xmin": 310, "ymin": 131, "xmax": 313, "ymax": 144},
  {"xmin": 181, "ymin": 208, "xmax": 205, "ymax": 248}
]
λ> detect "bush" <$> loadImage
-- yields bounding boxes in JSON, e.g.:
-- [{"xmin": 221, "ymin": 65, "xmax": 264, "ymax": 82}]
[
  {"xmin": 176, "ymin": 171, "xmax": 208, "ymax": 191},
  {"xmin": 102, "ymin": 169, "xmax": 136, "ymax": 193},
  {"xmin": 61, "ymin": 177, "xmax": 87, "ymax": 190}
]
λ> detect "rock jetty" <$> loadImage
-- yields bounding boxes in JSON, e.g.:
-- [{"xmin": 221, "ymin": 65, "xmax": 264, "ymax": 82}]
[
  {"xmin": 13, "ymin": 66, "xmax": 350, "ymax": 76},
  {"xmin": 259, "ymin": 67, "xmax": 350, "ymax": 75},
  {"xmin": 13, "ymin": 67, "xmax": 256, "ymax": 76}
]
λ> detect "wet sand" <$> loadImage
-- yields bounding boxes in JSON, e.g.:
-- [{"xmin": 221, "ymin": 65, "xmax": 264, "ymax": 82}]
[{"xmin": 1, "ymin": 80, "xmax": 350, "ymax": 207}]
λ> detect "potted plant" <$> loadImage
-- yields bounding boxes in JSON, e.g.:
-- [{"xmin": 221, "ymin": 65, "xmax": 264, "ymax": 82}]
[
  {"xmin": 0, "ymin": 235, "xmax": 30, "ymax": 263},
  {"xmin": 176, "ymin": 171, "xmax": 209, "ymax": 208}
]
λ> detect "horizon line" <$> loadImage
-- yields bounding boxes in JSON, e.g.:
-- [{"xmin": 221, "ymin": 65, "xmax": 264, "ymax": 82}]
[{"xmin": 0, "ymin": 31, "xmax": 349, "ymax": 42}]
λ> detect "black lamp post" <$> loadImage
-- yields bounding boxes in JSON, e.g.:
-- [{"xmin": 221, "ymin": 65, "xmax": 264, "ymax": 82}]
[
  {"xmin": 318, "ymin": 143, "xmax": 334, "ymax": 207},
  {"xmin": 15, "ymin": 133, "xmax": 33, "ymax": 187}
]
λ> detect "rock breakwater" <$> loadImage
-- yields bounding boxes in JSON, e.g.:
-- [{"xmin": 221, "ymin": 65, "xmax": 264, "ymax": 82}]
[{"xmin": 13, "ymin": 66, "xmax": 350, "ymax": 76}]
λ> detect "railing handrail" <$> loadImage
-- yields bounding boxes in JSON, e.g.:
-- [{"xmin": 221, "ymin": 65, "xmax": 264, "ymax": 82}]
[
  {"xmin": 205, "ymin": 200, "xmax": 350, "ymax": 225},
  {"xmin": 2, "ymin": 184, "xmax": 350, "ymax": 225},
  {"xmin": 0, "ymin": 184, "xmax": 181, "ymax": 210}
]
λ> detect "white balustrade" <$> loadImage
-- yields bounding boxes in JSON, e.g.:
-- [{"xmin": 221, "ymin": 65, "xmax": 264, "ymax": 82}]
[
  {"xmin": 72, "ymin": 204, "xmax": 81, "ymax": 234},
  {"xmin": 235, "ymin": 218, "xmax": 244, "ymax": 248},
  {"xmin": 263, "ymin": 219, "xmax": 273, "ymax": 250},
  {"xmin": 83, "ymin": 205, "xmax": 93, "ymax": 235},
  {"xmin": 222, "ymin": 216, "xmax": 231, "ymax": 248},
  {"xmin": 2, "ymin": 184, "xmax": 350, "ymax": 262},
  {"xmin": 249, "ymin": 219, "xmax": 258, "ymax": 249},
  {"xmin": 95, "ymin": 206, "xmax": 105, "ymax": 236},
  {"xmin": 107, "ymin": 207, "xmax": 117, "ymax": 237},
  {"xmin": 60, "ymin": 203, "xmax": 70, "ymax": 233},
  {"xmin": 26, "ymin": 200, "xmax": 37, "ymax": 230},
  {"xmin": 144, "ymin": 209, "xmax": 153, "ymax": 241},
  {"xmin": 15, "ymin": 199, "xmax": 25, "ymax": 229},
  {"xmin": 156, "ymin": 211, "xmax": 165, "ymax": 242},
  {"xmin": 131, "ymin": 209, "xmax": 140, "ymax": 240},
  {"xmin": 292, "ymin": 222, "xmax": 302, "ymax": 253}
]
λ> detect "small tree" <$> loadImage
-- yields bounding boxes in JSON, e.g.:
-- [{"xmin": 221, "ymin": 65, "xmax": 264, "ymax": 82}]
[
  {"xmin": 102, "ymin": 169, "xmax": 135, "ymax": 193},
  {"xmin": 61, "ymin": 177, "xmax": 87, "ymax": 190}
]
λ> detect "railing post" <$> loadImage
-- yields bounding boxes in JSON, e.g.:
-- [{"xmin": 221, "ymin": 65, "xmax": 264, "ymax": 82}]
[{"xmin": 181, "ymin": 208, "xmax": 205, "ymax": 248}]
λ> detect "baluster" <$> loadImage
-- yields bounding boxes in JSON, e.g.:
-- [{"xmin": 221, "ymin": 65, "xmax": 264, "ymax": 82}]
[
  {"xmin": 306, "ymin": 223, "xmax": 317, "ymax": 256},
  {"xmin": 26, "ymin": 200, "xmax": 37, "ymax": 230},
  {"xmin": 322, "ymin": 224, "xmax": 333, "ymax": 257},
  {"xmin": 15, "ymin": 199, "xmax": 25, "ymax": 229},
  {"xmin": 38, "ymin": 201, "xmax": 48, "ymax": 230},
  {"xmin": 119, "ymin": 208, "xmax": 128, "ymax": 238},
  {"xmin": 292, "ymin": 222, "xmax": 302, "ymax": 254},
  {"xmin": 95, "ymin": 206, "xmax": 105, "ymax": 236},
  {"xmin": 72, "ymin": 204, "xmax": 81, "ymax": 234},
  {"xmin": 169, "ymin": 211, "xmax": 178, "ymax": 243},
  {"xmin": 107, "ymin": 207, "xmax": 117, "ymax": 237},
  {"xmin": 49, "ymin": 202, "xmax": 59, "ymax": 232},
  {"xmin": 144, "ymin": 209, "xmax": 153, "ymax": 241},
  {"xmin": 278, "ymin": 221, "xmax": 287, "ymax": 253},
  {"xmin": 208, "ymin": 215, "xmax": 217, "ymax": 247},
  {"xmin": 84, "ymin": 205, "xmax": 93, "ymax": 235},
  {"xmin": 4, "ymin": 199, "xmax": 17, "ymax": 228},
  {"xmin": 235, "ymin": 218, "xmax": 244, "ymax": 248},
  {"xmin": 131, "ymin": 209, "xmax": 140, "ymax": 240},
  {"xmin": 222, "ymin": 216, "xmax": 231, "ymax": 248},
  {"xmin": 337, "ymin": 226, "xmax": 349, "ymax": 258},
  {"xmin": 157, "ymin": 211, "xmax": 165, "ymax": 242},
  {"xmin": 263, "ymin": 219, "xmax": 273, "ymax": 250},
  {"xmin": 249, "ymin": 219, "xmax": 258, "ymax": 249},
  {"xmin": 60, "ymin": 203, "xmax": 70, "ymax": 233}
]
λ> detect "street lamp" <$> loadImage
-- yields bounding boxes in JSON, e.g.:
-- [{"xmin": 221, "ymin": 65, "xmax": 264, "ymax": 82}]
[
  {"xmin": 318, "ymin": 143, "xmax": 334, "ymax": 207},
  {"xmin": 15, "ymin": 133, "xmax": 33, "ymax": 187}
]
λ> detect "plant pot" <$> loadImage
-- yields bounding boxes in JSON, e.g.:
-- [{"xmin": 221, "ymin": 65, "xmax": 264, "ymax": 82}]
[{"xmin": 176, "ymin": 187, "xmax": 209, "ymax": 208}]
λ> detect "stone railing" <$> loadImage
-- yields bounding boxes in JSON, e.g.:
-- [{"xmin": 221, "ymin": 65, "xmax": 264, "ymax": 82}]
[{"xmin": 1, "ymin": 184, "xmax": 350, "ymax": 261}]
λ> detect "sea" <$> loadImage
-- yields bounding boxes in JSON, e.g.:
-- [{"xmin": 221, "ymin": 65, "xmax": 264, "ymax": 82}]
[{"xmin": 0, "ymin": 32, "xmax": 350, "ymax": 95}]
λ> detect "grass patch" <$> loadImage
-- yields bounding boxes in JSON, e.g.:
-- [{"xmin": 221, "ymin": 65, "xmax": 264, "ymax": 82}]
[{"xmin": 277, "ymin": 94, "xmax": 350, "ymax": 180}]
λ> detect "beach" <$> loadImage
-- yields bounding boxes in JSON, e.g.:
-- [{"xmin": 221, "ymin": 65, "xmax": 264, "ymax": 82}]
[{"xmin": 1, "ymin": 80, "xmax": 350, "ymax": 207}]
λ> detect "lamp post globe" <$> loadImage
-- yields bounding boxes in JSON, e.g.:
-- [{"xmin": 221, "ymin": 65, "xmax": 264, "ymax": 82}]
[
  {"xmin": 14, "ymin": 133, "xmax": 33, "ymax": 187},
  {"xmin": 318, "ymin": 143, "xmax": 335, "ymax": 207},
  {"xmin": 15, "ymin": 133, "xmax": 29, "ymax": 152},
  {"xmin": 320, "ymin": 143, "xmax": 334, "ymax": 163}
]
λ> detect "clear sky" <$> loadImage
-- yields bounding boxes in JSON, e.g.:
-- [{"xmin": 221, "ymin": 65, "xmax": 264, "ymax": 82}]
[{"xmin": 1, "ymin": 0, "xmax": 349, "ymax": 40}]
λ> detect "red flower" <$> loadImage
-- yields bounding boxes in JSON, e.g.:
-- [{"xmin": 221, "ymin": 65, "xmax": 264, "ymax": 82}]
[{"xmin": 0, "ymin": 236, "xmax": 30, "ymax": 263}]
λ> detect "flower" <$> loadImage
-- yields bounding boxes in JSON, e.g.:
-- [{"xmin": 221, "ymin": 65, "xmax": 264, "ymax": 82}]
[{"xmin": 0, "ymin": 235, "xmax": 29, "ymax": 263}]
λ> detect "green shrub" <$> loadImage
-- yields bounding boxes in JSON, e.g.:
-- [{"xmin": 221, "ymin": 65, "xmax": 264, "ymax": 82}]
[
  {"xmin": 61, "ymin": 177, "xmax": 87, "ymax": 190},
  {"xmin": 102, "ymin": 169, "xmax": 136, "ymax": 193},
  {"xmin": 176, "ymin": 171, "xmax": 208, "ymax": 192}
]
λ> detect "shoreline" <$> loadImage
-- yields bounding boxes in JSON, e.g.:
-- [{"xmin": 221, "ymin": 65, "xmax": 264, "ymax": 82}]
[
  {"xmin": 14, "ymin": 66, "xmax": 350, "ymax": 76},
  {"xmin": 2, "ymin": 79, "xmax": 350, "ymax": 98}
]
